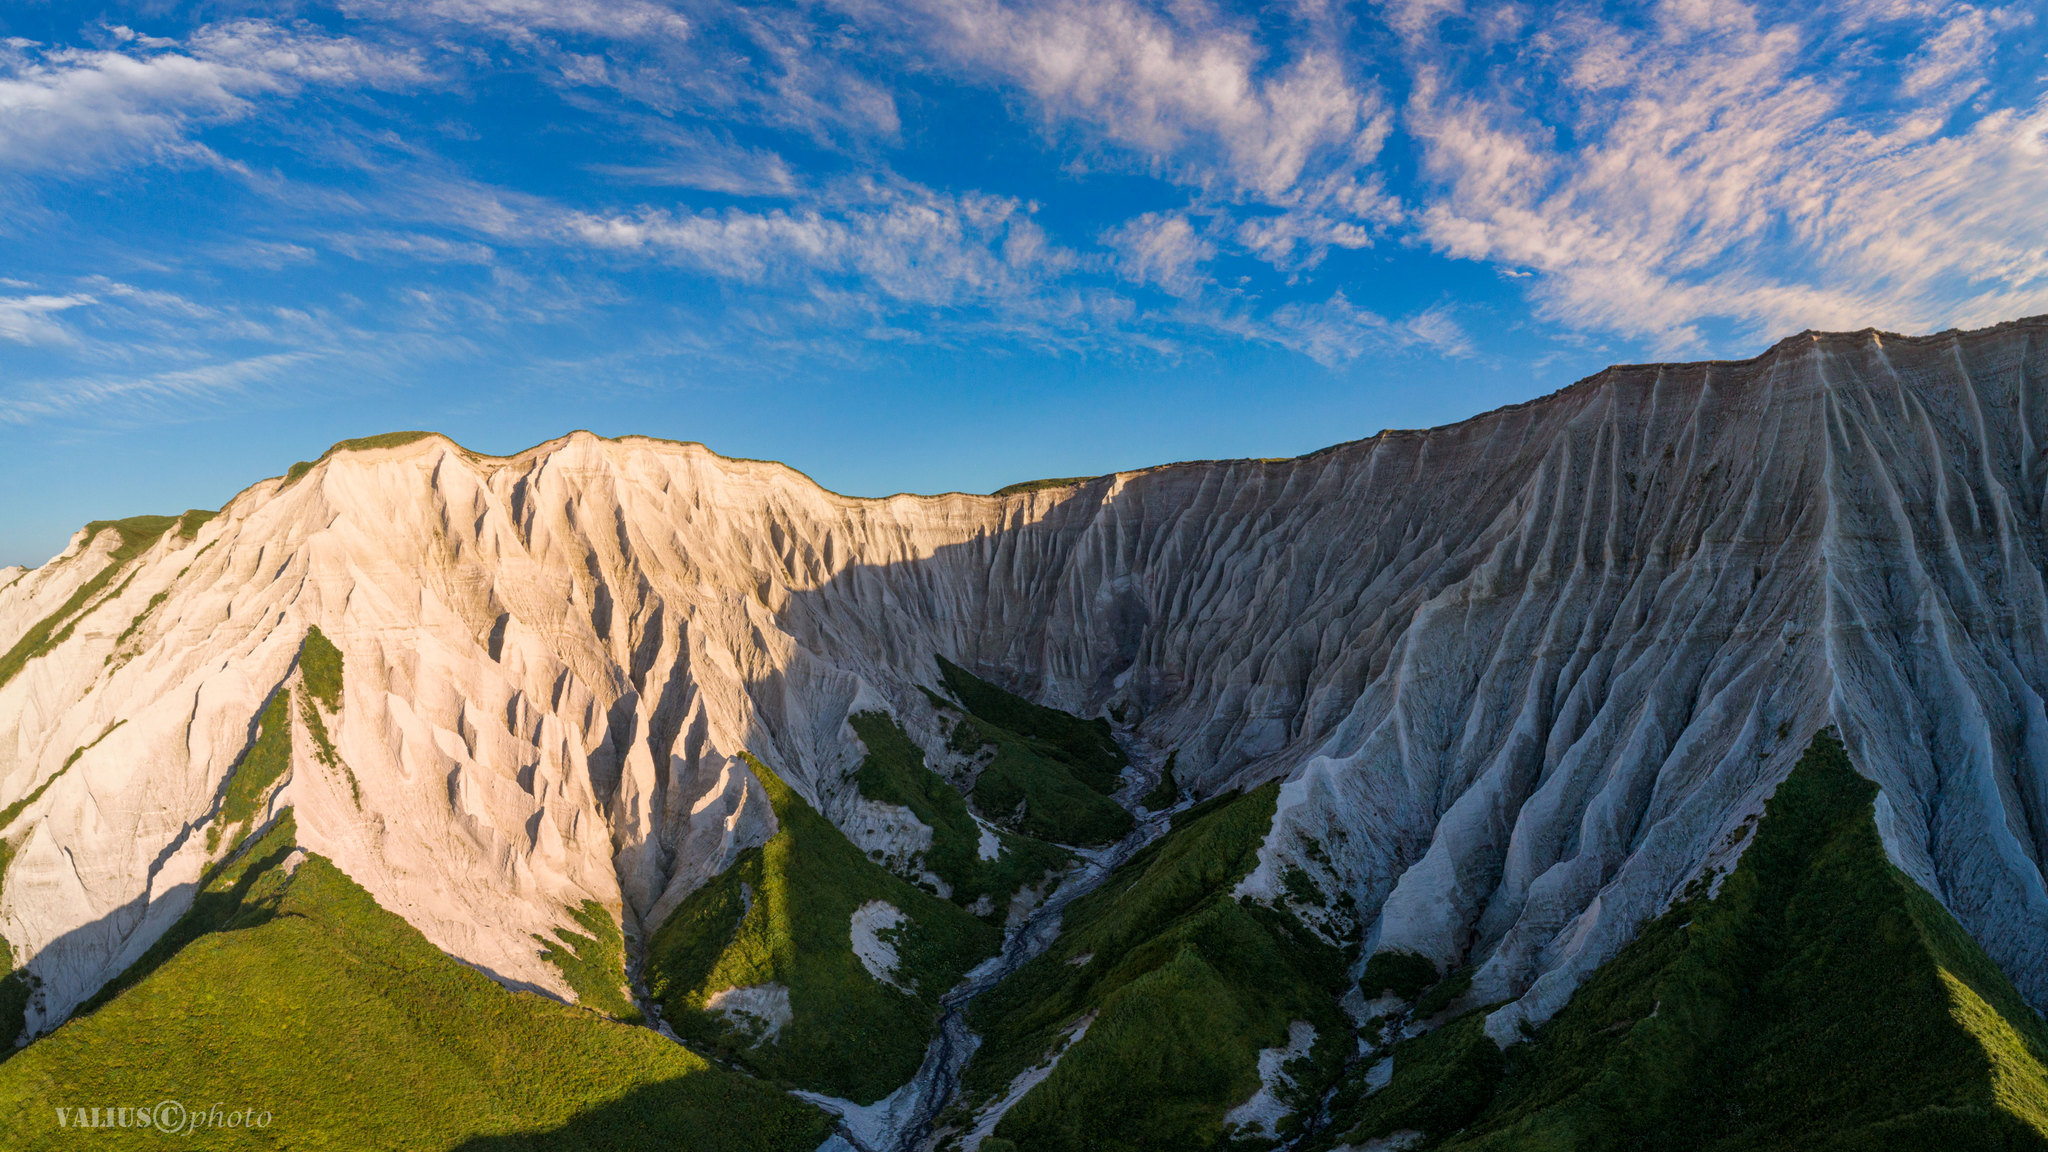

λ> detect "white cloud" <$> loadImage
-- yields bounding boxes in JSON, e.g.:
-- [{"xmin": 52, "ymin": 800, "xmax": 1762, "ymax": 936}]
[
  {"xmin": 1252, "ymin": 295, "xmax": 1473, "ymax": 364},
  {"xmin": 340, "ymin": 0, "xmax": 692, "ymax": 44},
  {"xmin": 0, "ymin": 42, "xmax": 252, "ymax": 173},
  {"xmin": 1400, "ymin": 0, "xmax": 2048, "ymax": 347},
  {"xmin": 589, "ymin": 124, "xmax": 797, "ymax": 196},
  {"xmin": 0, "ymin": 352, "xmax": 316, "ymax": 426},
  {"xmin": 348, "ymin": 0, "xmax": 899, "ymax": 141},
  {"xmin": 566, "ymin": 185, "xmax": 1073, "ymax": 308},
  {"xmin": 0, "ymin": 294, "xmax": 93, "ymax": 343},
  {"xmin": 1103, "ymin": 212, "xmax": 1215, "ymax": 295},
  {"xmin": 865, "ymin": 0, "xmax": 1387, "ymax": 205},
  {"xmin": 0, "ymin": 23, "xmax": 424, "ymax": 177}
]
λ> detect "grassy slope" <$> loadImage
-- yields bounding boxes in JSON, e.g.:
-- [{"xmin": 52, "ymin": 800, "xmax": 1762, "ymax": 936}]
[
  {"xmin": 0, "ymin": 815, "xmax": 831, "ymax": 1151},
  {"xmin": 988, "ymin": 476, "xmax": 1097, "ymax": 497},
  {"xmin": 1328, "ymin": 729, "xmax": 2048, "ymax": 1152},
  {"xmin": 540, "ymin": 900, "xmax": 641, "ymax": 1022},
  {"xmin": 849, "ymin": 711, "xmax": 1069, "ymax": 922},
  {"xmin": 1140, "ymin": 750, "xmax": 1181, "ymax": 811},
  {"xmin": 965, "ymin": 784, "xmax": 1351, "ymax": 1152},
  {"xmin": 936, "ymin": 657, "xmax": 1134, "ymax": 847},
  {"xmin": 212, "ymin": 689, "xmax": 292, "ymax": 852},
  {"xmin": 645, "ymin": 755, "xmax": 1000, "ymax": 1104},
  {"xmin": 0, "ymin": 515, "xmax": 180, "ymax": 692}
]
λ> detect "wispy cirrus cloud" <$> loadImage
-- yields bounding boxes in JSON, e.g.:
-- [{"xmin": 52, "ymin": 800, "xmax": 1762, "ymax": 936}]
[
  {"xmin": 867, "ymin": 0, "xmax": 1385, "ymax": 203},
  {"xmin": 0, "ymin": 352, "xmax": 319, "ymax": 427},
  {"xmin": 0, "ymin": 21, "xmax": 425, "ymax": 178},
  {"xmin": 565, "ymin": 184, "xmax": 1073, "ymax": 308},
  {"xmin": 1398, "ymin": 0, "xmax": 2048, "ymax": 347},
  {"xmin": 0, "ymin": 294, "xmax": 94, "ymax": 343},
  {"xmin": 1102, "ymin": 211, "xmax": 1214, "ymax": 297}
]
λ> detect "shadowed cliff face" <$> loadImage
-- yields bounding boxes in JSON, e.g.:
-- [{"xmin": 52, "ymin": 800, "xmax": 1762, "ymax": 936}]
[{"xmin": 1, "ymin": 317, "xmax": 2046, "ymax": 1043}]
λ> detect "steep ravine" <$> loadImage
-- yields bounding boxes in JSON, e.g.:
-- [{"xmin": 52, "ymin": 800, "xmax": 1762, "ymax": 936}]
[{"xmin": 776, "ymin": 732, "xmax": 1176, "ymax": 1152}]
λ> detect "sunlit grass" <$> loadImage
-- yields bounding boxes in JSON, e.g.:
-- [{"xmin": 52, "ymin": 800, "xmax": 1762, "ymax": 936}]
[{"xmin": 0, "ymin": 814, "xmax": 830, "ymax": 1150}]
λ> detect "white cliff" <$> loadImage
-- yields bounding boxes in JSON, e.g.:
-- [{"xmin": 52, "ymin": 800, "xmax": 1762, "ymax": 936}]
[{"xmin": 2, "ymin": 316, "xmax": 2047, "ymax": 1049}]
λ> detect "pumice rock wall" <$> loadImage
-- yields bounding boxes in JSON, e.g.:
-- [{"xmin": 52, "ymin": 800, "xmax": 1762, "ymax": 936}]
[{"xmin": 3, "ymin": 316, "xmax": 2048, "ymax": 1046}]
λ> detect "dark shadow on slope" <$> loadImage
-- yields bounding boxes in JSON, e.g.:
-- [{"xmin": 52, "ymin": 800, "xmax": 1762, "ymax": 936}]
[{"xmin": 445, "ymin": 1077, "xmax": 836, "ymax": 1152}]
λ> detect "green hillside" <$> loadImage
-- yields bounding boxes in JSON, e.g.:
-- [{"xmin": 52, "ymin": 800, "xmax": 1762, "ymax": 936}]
[
  {"xmin": 934, "ymin": 656, "xmax": 1134, "ymax": 846},
  {"xmin": 961, "ymin": 785, "xmax": 1352, "ymax": 1151},
  {"xmin": 0, "ymin": 814, "xmax": 830, "ymax": 1151},
  {"xmin": 848, "ymin": 710, "xmax": 1071, "ymax": 922},
  {"xmin": 1323, "ymin": 729, "xmax": 2048, "ymax": 1151},
  {"xmin": 645, "ymin": 754, "xmax": 1001, "ymax": 1104}
]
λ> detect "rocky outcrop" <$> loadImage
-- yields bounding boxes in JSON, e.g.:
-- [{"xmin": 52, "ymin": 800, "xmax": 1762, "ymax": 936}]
[{"xmin": 3, "ymin": 317, "xmax": 2048, "ymax": 1045}]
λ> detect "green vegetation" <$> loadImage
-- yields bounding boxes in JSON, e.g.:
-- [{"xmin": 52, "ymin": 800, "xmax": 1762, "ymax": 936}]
[
  {"xmin": 1320, "ymin": 729, "xmax": 2048, "ymax": 1152},
  {"xmin": 970, "ymin": 738, "xmax": 1134, "ymax": 846},
  {"xmin": 848, "ymin": 711, "xmax": 1069, "ymax": 921},
  {"xmin": 645, "ymin": 754, "xmax": 1000, "ymax": 1103},
  {"xmin": 1329, "ymin": 1009, "xmax": 1507, "ymax": 1145},
  {"xmin": 966, "ymin": 784, "xmax": 1351, "ymax": 1151},
  {"xmin": 299, "ymin": 625, "xmax": 344, "ymax": 711},
  {"xmin": 283, "ymin": 431, "xmax": 438, "ymax": 487},
  {"xmin": 212, "ymin": 690, "xmax": 293, "ymax": 852},
  {"xmin": 1414, "ymin": 965, "xmax": 1474, "ymax": 1019},
  {"xmin": 0, "ymin": 946, "xmax": 29, "ymax": 1054},
  {"xmin": 111, "ymin": 590, "xmax": 168, "ymax": 653},
  {"xmin": 1140, "ymin": 751, "xmax": 1180, "ymax": 811},
  {"xmin": 938, "ymin": 657, "xmax": 1126, "ymax": 788},
  {"xmin": 540, "ymin": 901, "xmax": 641, "ymax": 1022},
  {"xmin": 0, "ymin": 516, "xmax": 179, "ymax": 692},
  {"xmin": 298, "ymin": 693, "xmax": 359, "ymax": 806},
  {"xmin": 291, "ymin": 627, "xmax": 360, "ymax": 805},
  {"xmin": 990, "ymin": 476, "xmax": 1096, "ymax": 497},
  {"xmin": 0, "ymin": 814, "xmax": 830, "ymax": 1150},
  {"xmin": 937, "ymin": 656, "xmax": 1134, "ymax": 846},
  {"xmin": 174, "ymin": 508, "xmax": 215, "ymax": 539}
]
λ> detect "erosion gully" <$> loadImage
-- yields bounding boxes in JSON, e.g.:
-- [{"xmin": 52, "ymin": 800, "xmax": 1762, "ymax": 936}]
[{"xmin": 809, "ymin": 743, "xmax": 1178, "ymax": 1152}]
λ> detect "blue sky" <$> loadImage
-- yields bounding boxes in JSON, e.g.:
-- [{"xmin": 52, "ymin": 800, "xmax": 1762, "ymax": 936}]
[{"xmin": 3, "ymin": 0, "xmax": 2046, "ymax": 566}]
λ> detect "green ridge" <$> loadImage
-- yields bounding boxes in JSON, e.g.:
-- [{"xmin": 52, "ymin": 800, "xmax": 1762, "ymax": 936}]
[
  {"xmin": 293, "ymin": 627, "xmax": 360, "ymax": 806},
  {"xmin": 848, "ymin": 711, "xmax": 1070, "ymax": 921},
  {"xmin": 212, "ymin": 690, "xmax": 293, "ymax": 852},
  {"xmin": 0, "ymin": 516, "xmax": 179, "ymax": 692},
  {"xmin": 965, "ymin": 783, "xmax": 1351, "ymax": 1151},
  {"xmin": 1140, "ymin": 750, "xmax": 1180, "ymax": 811},
  {"xmin": 0, "ymin": 814, "xmax": 830, "ymax": 1150},
  {"xmin": 645, "ymin": 754, "xmax": 1000, "ymax": 1104},
  {"xmin": 539, "ymin": 901, "xmax": 641, "ymax": 1022},
  {"xmin": 937, "ymin": 656, "xmax": 1126, "ymax": 788},
  {"xmin": 299, "ymin": 625, "xmax": 344, "ymax": 711},
  {"xmin": 936, "ymin": 657, "xmax": 1133, "ymax": 846},
  {"xmin": 990, "ymin": 476, "xmax": 1096, "ymax": 497},
  {"xmin": 173, "ymin": 508, "xmax": 215, "ymax": 539},
  {"xmin": 283, "ymin": 431, "xmax": 438, "ymax": 487},
  {"xmin": 1325, "ymin": 729, "xmax": 2048, "ymax": 1152}
]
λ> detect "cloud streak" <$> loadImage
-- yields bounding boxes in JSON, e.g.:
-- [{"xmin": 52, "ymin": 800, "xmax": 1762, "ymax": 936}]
[
  {"xmin": 0, "ymin": 22, "xmax": 424, "ymax": 178},
  {"xmin": 1399, "ymin": 0, "xmax": 2048, "ymax": 346}
]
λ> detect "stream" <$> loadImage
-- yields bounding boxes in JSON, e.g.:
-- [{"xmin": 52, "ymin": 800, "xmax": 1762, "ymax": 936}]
[{"xmin": 803, "ymin": 746, "xmax": 1178, "ymax": 1152}]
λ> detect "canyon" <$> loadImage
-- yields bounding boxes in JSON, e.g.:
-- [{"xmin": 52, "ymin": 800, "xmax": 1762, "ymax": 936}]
[{"xmin": 5, "ymin": 316, "xmax": 2048, "ymax": 1146}]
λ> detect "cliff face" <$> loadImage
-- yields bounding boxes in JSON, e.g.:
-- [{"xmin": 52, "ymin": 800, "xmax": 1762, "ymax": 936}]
[{"xmin": 3, "ymin": 317, "xmax": 2048, "ymax": 1044}]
